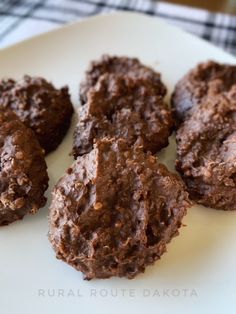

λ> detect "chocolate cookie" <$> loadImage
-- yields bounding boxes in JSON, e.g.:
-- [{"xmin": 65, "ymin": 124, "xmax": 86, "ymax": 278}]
[
  {"xmin": 176, "ymin": 89, "xmax": 236, "ymax": 210},
  {"xmin": 0, "ymin": 108, "xmax": 49, "ymax": 226},
  {"xmin": 172, "ymin": 61, "xmax": 236, "ymax": 123},
  {"xmin": 73, "ymin": 73, "xmax": 173, "ymax": 156},
  {"xmin": 0, "ymin": 75, "xmax": 74, "ymax": 154},
  {"xmin": 49, "ymin": 138, "xmax": 190, "ymax": 279},
  {"xmin": 80, "ymin": 55, "xmax": 167, "ymax": 104}
]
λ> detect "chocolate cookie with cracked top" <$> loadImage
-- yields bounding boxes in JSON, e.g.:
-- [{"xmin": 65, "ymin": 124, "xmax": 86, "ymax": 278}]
[
  {"xmin": 0, "ymin": 108, "xmax": 49, "ymax": 226},
  {"xmin": 73, "ymin": 73, "xmax": 173, "ymax": 157},
  {"xmin": 0, "ymin": 75, "xmax": 74, "ymax": 154},
  {"xmin": 176, "ymin": 89, "xmax": 236, "ymax": 210},
  {"xmin": 172, "ymin": 61, "xmax": 236, "ymax": 123},
  {"xmin": 49, "ymin": 138, "xmax": 190, "ymax": 280},
  {"xmin": 80, "ymin": 55, "xmax": 167, "ymax": 104}
]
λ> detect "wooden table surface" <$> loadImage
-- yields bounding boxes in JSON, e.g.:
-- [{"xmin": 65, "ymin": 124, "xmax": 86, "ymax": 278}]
[{"xmin": 162, "ymin": 0, "xmax": 236, "ymax": 14}]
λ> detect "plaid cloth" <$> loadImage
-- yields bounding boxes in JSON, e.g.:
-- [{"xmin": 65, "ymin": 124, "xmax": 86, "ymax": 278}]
[{"xmin": 0, "ymin": 0, "xmax": 236, "ymax": 55}]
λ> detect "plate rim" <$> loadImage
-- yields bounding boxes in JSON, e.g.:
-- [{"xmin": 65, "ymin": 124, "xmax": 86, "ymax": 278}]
[{"xmin": 0, "ymin": 11, "xmax": 235, "ymax": 63}]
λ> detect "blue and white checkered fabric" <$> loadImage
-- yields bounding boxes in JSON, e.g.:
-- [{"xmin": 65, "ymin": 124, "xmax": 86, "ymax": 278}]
[{"xmin": 0, "ymin": 0, "xmax": 236, "ymax": 55}]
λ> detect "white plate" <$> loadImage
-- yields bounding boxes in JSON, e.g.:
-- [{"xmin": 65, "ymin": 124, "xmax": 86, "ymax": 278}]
[{"xmin": 0, "ymin": 12, "xmax": 236, "ymax": 314}]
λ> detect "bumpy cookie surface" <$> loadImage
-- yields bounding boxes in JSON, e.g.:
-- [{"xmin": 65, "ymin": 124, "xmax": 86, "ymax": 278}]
[
  {"xmin": 80, "ymin": 55, "xmax": 167, "ymax": 104},
  {"xmin": 0, "ymin": 108, "xmax": 49, "ymax": 225},
  {"xmin": 172, "ymin": 61, "xmax": 236, "ymax": 123},
  {"xmin": 49, "ymin": 138, "xmax": 190, "ymax": 279},
  {"xmin": 73, "ymin": 73, "xmax": 173, "ymax": 156},
  {"xmin": 176, "ymin": 89, "xmax": 236, "ymax": 210},
  {"xmin": 0, "ymin": 75, "xmax": 74, "ymax": 153}
]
